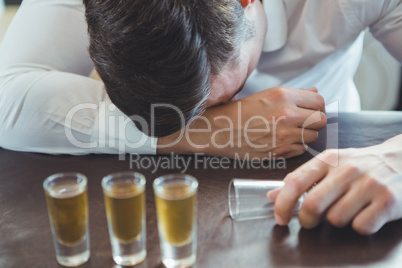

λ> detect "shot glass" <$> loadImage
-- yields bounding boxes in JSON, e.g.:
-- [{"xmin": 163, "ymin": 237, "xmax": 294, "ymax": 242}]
[
  {"xmin": 43, "ymin": 173, "xmax": 90, "ymax": 267},
  {"xmin": 102, "ymin": 172, "xmax": 146, "ymax": 266},
  {"xmin": 153, "ymin": 174, "xmax": 198, "ymax": 268},
  {"xmin": 228, "ymin": 179, "xmax": 305, "ymax": 221}
]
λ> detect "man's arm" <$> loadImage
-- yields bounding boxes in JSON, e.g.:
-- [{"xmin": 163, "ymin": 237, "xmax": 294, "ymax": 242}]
[
  {"xmin": 267, "ymin": 0, "xmax": 402, "ymax": 234},
  {"xmin": 0, "ymin": 0, "xmax": 156, "ymax": 154},
  {"xmin": 158, "ymin": 86, "xmax": 327, "ymax": 160},
  {"xmin": 347, "ymin": 0, "xmax": 402, "ymax": 63},
  {"xmin": 270, "ymin": 134, "xmax": 402, "ymax": 235}
]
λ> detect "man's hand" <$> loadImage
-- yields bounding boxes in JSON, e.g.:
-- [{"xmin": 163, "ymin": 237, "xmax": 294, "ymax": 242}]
[
  {"xmin": 158, "ymin": 86, "xmax": 326, "ymax": 159},
  {"xmin": 268, "ymin": 134, "xmax": 402, "ymax": 235}
]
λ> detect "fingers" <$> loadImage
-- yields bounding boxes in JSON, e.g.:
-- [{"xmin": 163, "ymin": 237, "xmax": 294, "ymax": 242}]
[
  {"xmin": 273, "ymin": 106, "xmax": 326, "ymax": 131},
  {"xmin": 262, "ymin": 86, "xmax": 325, "ymax": 113},
  {"xmin": 297, "ymin": 128, "xmax": 319, "ymax": 144},
  {"xmin": 287, "ymin": 87, "xmax": 326, "ymax": 112},
  {"xmin": 298, "ymin": 166, "xmax": 363, "ymax": 229},
  {"xmin": 267, "ymin": 187, "xmax": 281, "ymax": 201},
  {"xmin": 273, "ymin": 126, "xmax": 319, "ymax": 149},
  {"xmin": 301, "ymin": 166, "xmax": 400, "ymax": 234},
  {"xmin": 272, "ymin": 144, "xmax": 307, "ymax": 159},
  {"xmin": 304, "ymin": 87, "xmax": 326, "ymax": 113},
  {"xmin": 352, "ymin": 201, "xmax": 389, "ymax": 235},
  {"xmin": 271, "ymin": 141, "xmax": 401, "ymax": 235},
  {"xmin": 295, "ymin": 108, "xmax": 327, "ymax": 130},
  {"xmin": 325, "ymin": 176, "xmax": 372, "ymax": 228},
  {"xmin": 352, "ymin": 183, "xmax": 397, "ymax": 235},
  {"xmin": 306, "ymin": 87, "xmax": 318, "ymax": 93},
  {"xmin": 274, "ymin": 157, "xmax": 330, "ymax": 225},
  {"xmin": 268, "ymin": 111, "xmax": 323, "ymax": 158}
]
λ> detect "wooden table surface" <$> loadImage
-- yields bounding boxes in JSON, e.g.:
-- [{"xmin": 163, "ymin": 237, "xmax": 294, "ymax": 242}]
[{"xmin": 1, "ymin": 112, "xmax": 402, "ymax": 268}]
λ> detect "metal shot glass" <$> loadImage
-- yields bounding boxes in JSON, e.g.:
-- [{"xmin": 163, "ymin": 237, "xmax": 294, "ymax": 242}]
[
  {"xmin": 43, "ymin": 173, "xmax": 90, "ymax": 267},
  {"xmin": 102, "ymin": 172, "xmax": 147, "ymax": 266},
  {"xmin": 153, "ymin": 174, "xmax": 198, "ymax": 268},
  {"xmin": 229, "ymin": 179, "xmax": 305, "ymax": 221}
]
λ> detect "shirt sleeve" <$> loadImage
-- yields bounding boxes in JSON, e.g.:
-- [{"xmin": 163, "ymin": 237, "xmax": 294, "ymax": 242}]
[
  {"xmin": 345, "ymin": 0, "xmax": 402, "ymax": 63},
  {"xmin": 0, "ymin": 0, "xmax": 157, "ymax": 155}
]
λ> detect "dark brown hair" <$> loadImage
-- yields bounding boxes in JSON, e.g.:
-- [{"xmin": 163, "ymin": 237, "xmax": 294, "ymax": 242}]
[{"xmin": 84, "ymin": 0, "xmax": 249, "ymax": 137}]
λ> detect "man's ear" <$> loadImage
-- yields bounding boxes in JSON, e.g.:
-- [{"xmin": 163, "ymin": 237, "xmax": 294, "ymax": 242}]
[{"xmin": 240, "ymin": 0, "xmax": 255, "ymax": 8}]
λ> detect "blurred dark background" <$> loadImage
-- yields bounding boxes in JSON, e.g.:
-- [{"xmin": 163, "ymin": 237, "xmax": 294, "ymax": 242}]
[
  {"xmin": 398, "ymin": 78, "xmax": 402, "ymax": 110},
  {"xmin": 5, "ymin": 0, "xmax": 21, "ymax": 4}
]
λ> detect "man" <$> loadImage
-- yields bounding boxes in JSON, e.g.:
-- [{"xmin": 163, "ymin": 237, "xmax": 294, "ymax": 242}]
[{"xmin": 0, "ymin": 0, "xmax": 401, "ymax": 234}]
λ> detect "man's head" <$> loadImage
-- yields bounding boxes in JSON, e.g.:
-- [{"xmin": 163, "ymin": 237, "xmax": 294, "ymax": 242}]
[{"xmin": 84, "ymin": 0, "xmax": 266, "ymax": 137}]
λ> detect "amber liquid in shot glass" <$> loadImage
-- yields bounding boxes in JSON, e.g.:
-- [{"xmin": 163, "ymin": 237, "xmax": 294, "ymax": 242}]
[
  {"xmin": 154, "ymin": 174, "xmax": 198, "ymax": 268},
  {"xmin": 44, "ymin": 173, "xmax": 90, "ymax": 267},
  {"xmin": 102, "ymin": 172, "xmax": 146, "ymax": 266}
]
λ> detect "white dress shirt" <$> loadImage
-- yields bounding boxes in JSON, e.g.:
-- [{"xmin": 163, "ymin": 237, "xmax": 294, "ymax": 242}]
[
  {"xmin": 0, "ymin": 0, "xmax": 401, "ymax": 154},
  {"xmin": 243, "ymin": 0, "xmax": 402, "ymax": 112}
]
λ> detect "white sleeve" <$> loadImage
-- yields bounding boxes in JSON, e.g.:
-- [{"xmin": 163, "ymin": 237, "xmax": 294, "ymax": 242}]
[
  {"xmin": 346, "ymin": 0, "xmax": 402, "ymax": 63},
  {"xmin": 0, "ymin": 0, "xmax": 157, "ymax": 155}
]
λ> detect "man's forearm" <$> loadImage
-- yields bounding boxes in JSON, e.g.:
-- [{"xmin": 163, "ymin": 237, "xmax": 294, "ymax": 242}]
[{"xmin": 157, "ymin": 87, "xmax": 327, "ymax": 159}]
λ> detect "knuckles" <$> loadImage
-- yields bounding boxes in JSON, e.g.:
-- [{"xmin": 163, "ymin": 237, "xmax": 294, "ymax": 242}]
[
  {"xmin": 331, "ymin": 164, "xmax": 362, "ymax": 185},
  {"xmin": 269, "ymin": 105, "xmax": 298, "ymax": 124},
  {"xmin": 326, "ymin": 209, "xmax": 348, "ymax": 228},
  {"xmin": 302, "ymin": 193, "xmax": 325, "ymax": 216},
  {"xmin": 318, "ymin": 149, "xmax": 339, "ymax": 165},
  {"xmin": 318, "ymin": 111, "xmax": 327, "ymax": 128},
  {"xmin": 316, "ymin": 94, "xmax": 326, "ymax": 111},
  {"xmin": 269, "ymin": 87, "xmax": 289, "ymax": 102},
  {"xmin": 352, "ymin": 219, "xmax": 377, "ymax": 235},
  {"xmin": 361, "ymin": 177, "xmax": 382, "ymax": 193},
  {"xmin": 378, "ymin": 187, "xmax": 397, "ymax": 212}
]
